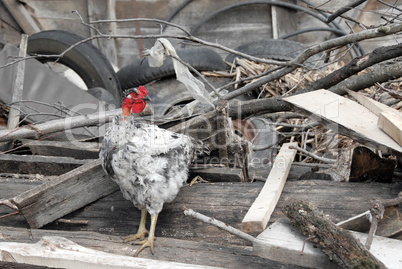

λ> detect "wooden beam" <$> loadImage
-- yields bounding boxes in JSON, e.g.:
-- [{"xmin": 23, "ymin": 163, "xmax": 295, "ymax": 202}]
[
  {"xmin": 241, "ymin": 142, "xmax": 297, "ymax": 233},
  {"xmin": 378, "ymin": 110, "xmax": 402, "ymax": 146},
  {"xmin": 2, "ymin": 0, "xmax": 41, "ymax": 35},
  {"xmin": 346, "ymin": 89, "xmax": 393, "ymax": 116},
  {"xmin": 284, "ymin": 89, "xmax": 402, "ymax": 155},
  {"xmin": 11, "ymin": 159, "xmax": 119, "ymax": 229}
]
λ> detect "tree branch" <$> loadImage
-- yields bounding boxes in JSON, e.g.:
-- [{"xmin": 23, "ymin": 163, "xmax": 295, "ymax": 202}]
[
  {"xmin": 300, "ymin": 43, "xmax": 402, "ymax": 93},
  {"xmin": 183, "ymin": 207, "xmax": 255, "ymax": 243},
  {"xmin": 222, "ymin": 22, "xmax": 402, "ymax": 100}
]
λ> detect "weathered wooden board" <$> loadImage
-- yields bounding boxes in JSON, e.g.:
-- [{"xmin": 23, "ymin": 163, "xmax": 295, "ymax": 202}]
[
  {"xmin": 189, "ymin": 166, "xmax": 244, "ymax": 182},
  {"xmin": 284, "ymin": 89, "xmax": 402, "ymax": 155},
  {"xmin": 1, "ymin": 178, "xmax": 400, "ymax": 246},
  {"xmin": 242, "ymin": 142, "xmax": 297, "ymax": 233},
  {"xmin": 11, "ymin": 160, "xmax": 119, "ymax": 229},
  {"xmin": 26, "ymin": 139, "xmax": 100, "ymax": 159},
  {"xmin": 0, "ymin": 226, "xmax": 302, "ymax": 269},
  {"xmin": 254, "ymin": 218, "xmax": 402, "ymax": 269},
  {"xmin": 0, "ymin": 154, "xmax": 88, "ymax": 175},
  {"xmin": 378, "ymin": 110, "xmax": 402, "ymax": 146},
  {"xmin": 0, "ymin": 236, "xmax": 218, "ymax": 269}
]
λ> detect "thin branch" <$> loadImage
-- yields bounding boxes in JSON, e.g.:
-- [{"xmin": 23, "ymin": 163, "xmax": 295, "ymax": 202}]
[
  {"xmin": 326, "ymin": 0, "xmax": 368, "ymax": 23},
  {"xmin": 183, "ymin": 207, "xmax": 255, "ymax": 243},
  {"xmin": 289, "ymin": 145, "xmax": 336, "ymax": 164},
  {"xmin": 222, "ymin": 22, "xmax": 402, "ymax": 101}
]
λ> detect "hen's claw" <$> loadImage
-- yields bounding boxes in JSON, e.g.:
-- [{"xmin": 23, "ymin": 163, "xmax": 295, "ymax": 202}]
[
  {"xmin": 134, "ymin": 237, "xmax": 155, "ymax": 256},
  {"xmin": 122, "ymin": 229, "xmax": 149, "ymax": 242},
  {"xmin": 123, "ymin": 208, "xmax": 148, "ymax": 242}
]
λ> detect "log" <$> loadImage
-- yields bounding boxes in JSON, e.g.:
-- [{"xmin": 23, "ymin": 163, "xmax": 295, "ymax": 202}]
[
  {"xmin": 242, "ymin": 142, "xmax": 297, "ymax": 232},
  {"xmin": 283, "ymin": 200, "xmax": 387, "ymax": 269},
  {"xmin": 254, "ymin": 217, "xmax": 402, "ymax": 269},
  {"xmin": 11, "ymin": 160, "xmax": 119, "ymax": 229}
]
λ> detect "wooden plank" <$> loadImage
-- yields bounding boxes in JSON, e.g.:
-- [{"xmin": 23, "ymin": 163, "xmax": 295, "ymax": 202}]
[
  {"xmin": 284, "ymin": 89, "xmax": 402, "ymax": 155},
  {"xmin": 0, "ymin": 34, "xmax": 28, "ymax": 152},
  {"xmin": 189, "ymin": 166, "xmax": 244, "ymax": 182},
  {"xmin": 11, "ymin": 159, "xmax": 119, "ymax": 229},
  {"xmin": 378, "ymin": 110, "xmax": 402, "ymax": 146},
  {"xmin": 0, "ymin": 154, "xmax": 88, "ymax": 175},
  {"xmin": 87, "ymin": 0, "xmax": 118, "ymax": 66},
  {"xmin": 2, "ymin": 0, "xmax": 41, "ymax": 35},
  {"xmin": 346, "ymin": 89, "xmax": 394, "ymax": 116},
  {"xmin": 7, "ymin": 34, "xmax": 28, "ymax": 130},
  {"xmin": 26, "ymin": 139, "xmax": 100, "ymax": 159},
  {"xmin": 241, "ymin": 142, "xmax": 297, "ymax": 233},
  {"xmin": 0, "ymin": 236, "xmax": 218, "ymax": 269},
  {"xmin": 2, "ymin": 178, "xmax": 400, "ymax": 246},
  {"xmin": 0, "ymin": 227, "xmax": 299, "ymax": 269},
  {"xmin": 254, "ymin": 218, "xmax": 402, "ymax": 269}
]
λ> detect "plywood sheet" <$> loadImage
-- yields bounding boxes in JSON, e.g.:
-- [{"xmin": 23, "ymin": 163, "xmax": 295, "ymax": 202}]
[{"xmin": 284, "ymin": 90, "xmax": 402, "ymax": 155}]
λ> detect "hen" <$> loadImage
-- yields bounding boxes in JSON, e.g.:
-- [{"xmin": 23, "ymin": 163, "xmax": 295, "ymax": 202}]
[{"xmin": 100, "ymin": 86, "xmax": 206, "ymax": 256}]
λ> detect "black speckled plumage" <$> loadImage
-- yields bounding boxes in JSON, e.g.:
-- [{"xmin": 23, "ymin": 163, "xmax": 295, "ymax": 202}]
[{"xmin": 99, "ymin": 115, "xmax": 205, "ymax": 216}]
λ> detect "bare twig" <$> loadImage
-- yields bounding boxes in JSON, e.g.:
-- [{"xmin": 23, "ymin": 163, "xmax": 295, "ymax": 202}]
[
  {"xmin": 289, "ymin": 145, "xmax": 336, "ymax": 164},
  {"xmin": 326, "ymin": 0, "xmax": 368, "ymax": 23},
  {"xmin": 183, "ymin": 207, "xmax": 255, "ymax": 243}
]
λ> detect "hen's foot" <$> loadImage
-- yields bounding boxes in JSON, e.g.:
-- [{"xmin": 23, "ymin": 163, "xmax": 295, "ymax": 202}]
[
  {"xmin": 134, "ymin": 236, "xmax": 155, "ymax": 256},
  {"xmin": 122, "ymin": 229, "xmax": 149, "ymax": 242}
]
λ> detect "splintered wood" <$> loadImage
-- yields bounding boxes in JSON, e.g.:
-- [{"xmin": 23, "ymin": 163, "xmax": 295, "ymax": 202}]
[{"xmin": 241, "ymin": 142, "xmax": 297, "ymax": 233}]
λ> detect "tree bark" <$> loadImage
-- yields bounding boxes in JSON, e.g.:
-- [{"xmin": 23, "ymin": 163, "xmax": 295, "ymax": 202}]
[
  {"xmin": 283, "ymin": 200, "xmax": 387, "ymax": 269},
  {"xmin": 329, "ymin": 59, "xmax": 402, "ymax": 95}
]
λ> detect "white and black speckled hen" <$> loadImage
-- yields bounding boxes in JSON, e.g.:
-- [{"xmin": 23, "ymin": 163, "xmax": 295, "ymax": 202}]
[{"xmin": 100, "ymin": 86, "xmax": 206, "ymax": 256}]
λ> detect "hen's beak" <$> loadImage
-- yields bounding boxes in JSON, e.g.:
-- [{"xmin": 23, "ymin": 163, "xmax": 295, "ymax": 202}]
[{"xmin": 142, "ymin": 96, "xmax": 151, "ymax": 102}]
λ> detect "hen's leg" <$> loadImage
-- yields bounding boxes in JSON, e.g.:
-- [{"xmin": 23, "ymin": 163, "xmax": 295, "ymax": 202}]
[
  {"xmin": 122, "ymin": 208, "xmax": 149, "ymax": 242},
  {"xmin": 134, "ymin": 213, "xmax": 158, "ymax": 256}
]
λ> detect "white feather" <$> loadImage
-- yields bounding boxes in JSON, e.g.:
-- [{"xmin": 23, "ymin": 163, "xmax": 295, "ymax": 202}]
[{"xmin": 100, "ymin": 115, "xmax": 204, "ymax": 216}]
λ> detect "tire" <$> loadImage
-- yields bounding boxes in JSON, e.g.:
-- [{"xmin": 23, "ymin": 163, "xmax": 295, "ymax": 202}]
[
  {"xmin": 27, "ymin": 30, "xmax": 122, "ymax": 105},
  {"xmin": 117, "ymin": 47, "xmax": 226, "ymax": 90},
  {"xmin": 225, "ymin": 39, "xmax": 320, "ymax": 64}
]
